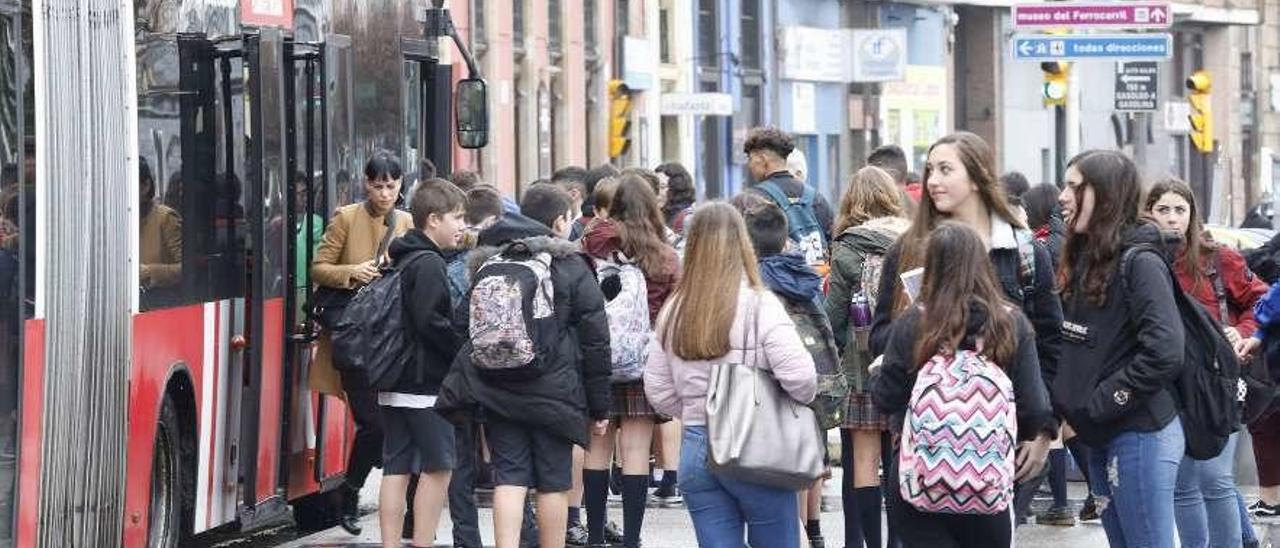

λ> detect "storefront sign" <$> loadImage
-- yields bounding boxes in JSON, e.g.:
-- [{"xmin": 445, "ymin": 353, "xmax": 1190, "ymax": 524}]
[
  {"xmin": 852, "ymin": 30, "xmax": 908, "ymax": 82},
  {"xmin": 659, "ymin": 93, "xmax": 734, "ymax": 116},
  {"xmin": 241, "ymin": 0, "xmax": 294, "ymax": 29}
]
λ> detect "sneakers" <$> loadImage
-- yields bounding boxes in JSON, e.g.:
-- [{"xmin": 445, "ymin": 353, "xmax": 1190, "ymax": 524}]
[
  {"xmin": 565, "ymin": 522, "xmax": 590, "ymax": 546},
  {"xmin": 649, "ymin": 486, "xmax": 684, "ymax": 508},
  {"xmin": 1036, "ymin": 505, "xmax": 1077, "ymax": 526},
  {"xmin": 1253, "ymin": 500, "xmax": 1280, "ymax": 517},
  {"xmin": 1078, "ymin": 497, "xmax": 1100, "ymax": 522},
  {"xmin": 806, "ymin": 534, "xmax": 826, "ymax": 548}
]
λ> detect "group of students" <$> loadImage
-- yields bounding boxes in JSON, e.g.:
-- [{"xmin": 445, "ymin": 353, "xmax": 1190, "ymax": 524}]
[
  {"xmin": 306, "ymin": 123, "xmax": 1280, "ymax": 548},
  {"xmin": 307, "ymin": 153, "xmax": 701, "ymax": 548},
  {"xmin": 826, "ymin": 131, "xmax": 1280, "ymax": 548}
]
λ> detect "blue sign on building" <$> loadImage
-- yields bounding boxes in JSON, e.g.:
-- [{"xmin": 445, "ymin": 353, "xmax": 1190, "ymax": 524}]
[{"xmin": 1011, "ymin": 33, "xmax": 1172, "ymax": 61}]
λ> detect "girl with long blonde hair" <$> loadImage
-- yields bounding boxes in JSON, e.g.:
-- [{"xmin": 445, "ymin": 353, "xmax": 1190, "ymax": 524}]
[{"xmin": 644, "ymin": 202, "xmax": 817, "ymax": 547}]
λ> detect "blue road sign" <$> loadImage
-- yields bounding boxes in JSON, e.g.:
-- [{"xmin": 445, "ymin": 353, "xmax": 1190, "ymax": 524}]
[{"xmin": 1012, "ymin": 33, "xmax": 1172, "ymax": 61}]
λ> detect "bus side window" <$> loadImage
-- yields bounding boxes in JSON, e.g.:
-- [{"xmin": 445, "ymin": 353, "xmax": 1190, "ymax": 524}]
[{"xmin": 137, "ymin": 33, "xmax": 248, "ymax": 311}]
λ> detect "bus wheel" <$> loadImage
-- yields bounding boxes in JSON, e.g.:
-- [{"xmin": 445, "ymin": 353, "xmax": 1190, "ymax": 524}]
[{"xmin": 148, "ymin": 397, "xmax": 183, "ymax": 548}]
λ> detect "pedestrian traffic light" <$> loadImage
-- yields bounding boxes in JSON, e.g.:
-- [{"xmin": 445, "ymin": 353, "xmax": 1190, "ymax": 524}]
[
  {"xmin": 608, "ymin": 80, "xmax": 632, "ymax": 158},
  {"xmin": 1186, "ymin": 70, "xmax": 1213, "ymax": 154},
  {"xmin": 1040, "ymin": 62, "xmax": 1070, "ymax": 106}
]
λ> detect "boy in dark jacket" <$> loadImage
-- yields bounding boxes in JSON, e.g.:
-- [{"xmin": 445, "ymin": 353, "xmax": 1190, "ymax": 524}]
[
  {"xmin": 439, "ymin": 183, "xmax": 611, "ymax": 548},
  {"xmin": 741, "ymin": 201, "xmax": 841, "ymax": 548},
  {"xmin": 379, "ymin": 178, "xmax": 467, "ymax": 547},
  {"xmin": 444, "ymin": 184, "xmax": 506, "ymax": 548}
]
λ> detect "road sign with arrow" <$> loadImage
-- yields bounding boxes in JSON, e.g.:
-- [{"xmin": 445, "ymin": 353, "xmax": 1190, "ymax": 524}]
[
  {"xmin": 1115, "ymin": 61, "xmax": 1158, "ymax": 111},
  {"xmin": 1012, "ymin": 33, "xmax": 1172, "ymax": 61},
  {"xmin": 1013, "ymin": 2, "xmax": 1172, "ymax": 30}
]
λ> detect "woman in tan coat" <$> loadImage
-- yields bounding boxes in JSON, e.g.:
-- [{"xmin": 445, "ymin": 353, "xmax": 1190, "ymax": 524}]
[{"xmin": 310, "ymin": 151, "xmax": 413, "ymax": 535}]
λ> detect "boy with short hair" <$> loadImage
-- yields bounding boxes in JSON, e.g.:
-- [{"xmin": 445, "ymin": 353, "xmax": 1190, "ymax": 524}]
[
  {"xmin": 741, "ymin": 200, "xmax": 843, "ymax": 548},
  {"xmin": 552, "ymin": 165, "xmax": 588, "ymax": 221},
  {"xmin": 445, "ymin": 185, "xmax": 505, "ymax": 307},
  {"xmin": 379, "ymin": 177, "xmax": 467, "ymax": 548},
  {"xmin": 439, "ymin": 184, "xmax": 611, "ymax": 548},
  {"xmin": 444, "ymin": 183, "xmax": 507, "ymax": 548}
]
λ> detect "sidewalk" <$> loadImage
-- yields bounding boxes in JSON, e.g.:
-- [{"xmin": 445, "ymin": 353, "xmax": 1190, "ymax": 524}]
[{"xmin": 280, "ymin": 468, "xmax": 1140, "ymax": 548}]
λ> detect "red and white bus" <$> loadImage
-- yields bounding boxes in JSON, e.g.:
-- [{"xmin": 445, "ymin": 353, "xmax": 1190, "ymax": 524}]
[{"xmin": 4, "ymin": 1, "xmax": 486, "ymax": 545}]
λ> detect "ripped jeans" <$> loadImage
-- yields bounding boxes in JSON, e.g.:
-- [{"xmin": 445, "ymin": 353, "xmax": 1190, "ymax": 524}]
[{"xmin": 1087, "ymin": 418, "xmax": 1184, "ymax": 548}]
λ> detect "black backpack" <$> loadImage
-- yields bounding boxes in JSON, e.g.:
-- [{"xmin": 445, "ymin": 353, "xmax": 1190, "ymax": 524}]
[
  {"xmin": 330, "ymin": 250, "xmax": 433, "ymax": 390},
  {"xmin": 1204, "ymin": 255, "xmax": 1277, "ymax": 424},
  {"xmin": 1121, "ymin": 246, "xmax": 1240, "ymax": 460}
]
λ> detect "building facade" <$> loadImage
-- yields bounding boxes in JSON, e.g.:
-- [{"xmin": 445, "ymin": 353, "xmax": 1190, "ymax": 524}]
[{"xmin": 446, "ymin": 0, "xmax": 1279, "ymax": 221}]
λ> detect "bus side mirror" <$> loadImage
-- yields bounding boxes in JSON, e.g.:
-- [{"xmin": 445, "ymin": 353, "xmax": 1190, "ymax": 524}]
[{"xmin": 456, "ymin": 78, "xmax": 488, "ymax": 149}]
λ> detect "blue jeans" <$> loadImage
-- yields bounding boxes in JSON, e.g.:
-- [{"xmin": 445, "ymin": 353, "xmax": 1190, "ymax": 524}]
[
  {"xmin": 1174, "ymin": 432, "xmax": 1242, "ymax": 548},
  {"xmin": 678, "ymin": 426, "xmax": 800, "ymax": 548},
  {"xmin": 1088, "ymin": 418, "xmax": 1185, "ymax": 548},
  {"xmin": 1238, "ymin": 490, "xmax": 1257, "ymax": 543}
]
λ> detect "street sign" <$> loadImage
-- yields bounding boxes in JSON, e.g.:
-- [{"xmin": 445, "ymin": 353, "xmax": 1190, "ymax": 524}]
[
  {"xmin": 1012, "ymin": 34, "xmax": 1172, "ymax": 61},
  {"xmin": 1013, "ymin": 2, "xmax": 1171, "ymax": 30},
  {"xmin": 1164, "ymin": 101, "xmax": 1192, "ymax": 133},
  {"xmin": 622, "ymin": 37, "xmax": 655, "ymax": 90},
  {"xmin": 659, "ymin": 93, "xmax": 734, "ymax": 116},
  {"xmin": 1115, "ymin": 61, "xmax": 1158, "ymax": 111}
]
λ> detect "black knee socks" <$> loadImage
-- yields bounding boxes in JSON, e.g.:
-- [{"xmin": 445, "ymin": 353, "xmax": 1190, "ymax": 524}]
[
  {"xmin": 583, "ymin": 469, "xmax": 610, "ymax": 544},
  {"xmin": 840, "ymin": 430, "xmax": 864, "ymax": 547},
  {"xmin": 622, "ymin": 475, "xmax": 649, "ymax": 548},
  {"xmin": 882, "ymin": 431, "xmax": 902, "ymax": 548},
  {"xmin": 855, "ymin": 487, "xmax": 882, "ymax": 548},
  {"xmin": 806, "ymin": 519, "xmax": 822, "ymax": 539}
]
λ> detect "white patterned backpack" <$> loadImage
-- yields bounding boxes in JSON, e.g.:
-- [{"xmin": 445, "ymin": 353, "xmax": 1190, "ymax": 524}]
[
  {"xmin": 596, "ymin": 253, "xmax": 651, "ymax": 381},
  {"xmin": 469, "ymin": 241, "xmax": 557, "ymax": 381}
]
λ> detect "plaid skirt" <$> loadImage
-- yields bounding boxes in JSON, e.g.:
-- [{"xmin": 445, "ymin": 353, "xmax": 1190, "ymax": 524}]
[
  {"xmin": 610, "ymin": 380, "xmax": 656, "ymax": 419},
  {"xmin": 841, "ymin": 391, "xmax": 887, "ymax": 431}
]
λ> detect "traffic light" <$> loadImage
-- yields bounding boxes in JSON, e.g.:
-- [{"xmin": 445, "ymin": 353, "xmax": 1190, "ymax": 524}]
[
  {"xmin": 1186, "ymin": 70, "xmax": 1213, "ymax": 154},
  {"xmin": 1040, "ymin": 62, "xmax": 1070, "ymax": 106},
  {"xmin": 608, "ymin": 80, "xmax": 632, "ymax": 158}
]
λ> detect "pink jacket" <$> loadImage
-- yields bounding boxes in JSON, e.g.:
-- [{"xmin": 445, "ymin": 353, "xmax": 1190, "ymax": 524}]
[{"xmin": 643, "ymin": 284, "xmax": 817, "ymax": 426}]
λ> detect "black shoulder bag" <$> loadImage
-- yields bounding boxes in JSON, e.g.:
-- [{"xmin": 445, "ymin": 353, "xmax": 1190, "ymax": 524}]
[{"xmin": 307, "ymin": 209, "xmax": 400, "ymax": 330}]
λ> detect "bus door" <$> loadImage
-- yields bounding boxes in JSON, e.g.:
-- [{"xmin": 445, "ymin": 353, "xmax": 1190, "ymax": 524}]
[
  {"xmin": 237, "ymin": 26, "xmax": 291, "ymax": 529},
  {"xmin": 280, "ymin": 35, "xmax": 339, "ymax": 494},
  {"xmin": 175, "ymin": 30, "xmax": 253, "ymax": 532}
]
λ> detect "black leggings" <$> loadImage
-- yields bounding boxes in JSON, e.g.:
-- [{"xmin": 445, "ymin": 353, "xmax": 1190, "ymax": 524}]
[
  {"xmin": 340, "ymin": 372, "xmax": 383, "ymax": 489},
  {"xmin": 1065, "ymin": 437, "xmax": 1092, "ymax": 488}
]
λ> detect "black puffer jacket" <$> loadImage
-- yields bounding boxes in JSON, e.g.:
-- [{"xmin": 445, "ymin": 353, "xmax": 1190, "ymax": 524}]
[
  {"xmin": 1050, "ymin": 223, "xmax": 1185, "ymax": 446},
  {"xmin": 436, "ymin": 213, "xmax": 612, "ymax": 447},
  {"xmin": 386, "ymin": 230, "xmax": 461, "ymax": 395}
]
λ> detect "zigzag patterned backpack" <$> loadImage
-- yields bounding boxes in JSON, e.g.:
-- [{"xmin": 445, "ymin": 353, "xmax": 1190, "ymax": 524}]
[{"xmin": 899, "ymin": 348, "xmax": 1017, "ymax": 515}]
